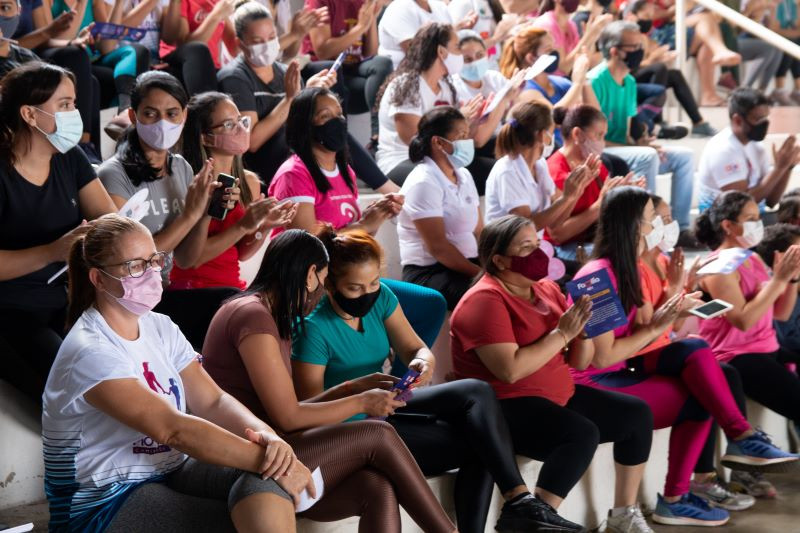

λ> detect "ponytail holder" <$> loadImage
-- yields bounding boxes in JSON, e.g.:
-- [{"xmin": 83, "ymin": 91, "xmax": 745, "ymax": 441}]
[{"xmin": 509, "ymin": 118, "xmax": 519, "ymax": 129}]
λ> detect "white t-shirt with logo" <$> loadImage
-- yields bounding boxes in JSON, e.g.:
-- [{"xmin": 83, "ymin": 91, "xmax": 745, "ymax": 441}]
[
  {"xmin": 485, "ymin": 155, "xmax": 555, "ymax": 233},
  {"xmin": 697, "ymin": 127, "xmax": 772, "ymax": 210},
  {"xmin": 453, "ymin": 69, "xmax": 508, "ymax": 135},
  {"xmin": 398, "ymin": 157, "xmax": 480, "ymax": 265},
  {"xmin": 43, "ymin": 308, "xmax": 197, "ymax": 531},
  {"xmin": 378, "ymin": 0, "xmax": 452, "ymax": 68},
  {"xmin": 377, "ymin": 73, "xmax": 457, "ymax": 175}
]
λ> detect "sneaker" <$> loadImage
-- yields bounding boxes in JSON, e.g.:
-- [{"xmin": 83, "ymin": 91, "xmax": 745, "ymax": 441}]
[
  {"xmin": 771, "ymin": 88, "xmax": 795, "ymax": 106},
  {"xmin": 691, "ymin": 122, "xmax": 718, "ymax": 137},
  {"xmin": 495, "ymin": 495, "xmax": 588, "ymax": 532},
  {"xmin": 690, "ymin": 474, "xmax": 756, "ymax": 511},
  {"xmin": 606, "ymin": 505, "xmax": 654, "ymax": 532},
  {"xmin": 717, "ymin": 72, "xmax": 738, "ymax": 92},
  {"xmin": 721, "ymin": 429, "xmax": 800, "ymax": 472},
  {"xmin": 790, "ymin": 90, "xmax": 800, "ymax": 106},
  {"xmin": 652, "ymin": 492, "xmax": 730, "ymax": 527},
  {"xmin": 657, "ymin": 124, "xmax": 689, "ymax": 140},
  {"xmin": 728, "ymin": 470, "xmax": 778, "ymax": 499}
]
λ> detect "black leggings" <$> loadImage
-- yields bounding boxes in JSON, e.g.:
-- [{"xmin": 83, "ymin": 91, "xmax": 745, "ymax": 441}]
[
  {"xmin": 694, "ymin": 362, "xmax": 747, "ymax": 473},
  {"xmin": 402, "ymin": 262, "xmax": 476, "ymax": 311},
  {"xmin": 163, "ymin": 42, "xmax": 218, "ymax": 95},
  {"xmin": 0, "ymin": 307, "xmax": 66, "ymax": 405},
  {"xmin": 39, "ymin": 46, "xmax": 99, "ymax": 141},
  {"xmin": 634, "ymin": 63, "xmax": 704, "ymax": 125},
  {"xmin": 729, "ymin": 349, "xmax": 800, "ymax": 424},
  {"xmin": 244, "ymin": 125, "xmax": 389, "ymax": 190},
  {"xmin": 389, "ymin": 379, "xmax": 526, "ymax": 533},
  {"xmin": 500, "ymin": 385, "xmax": 653, "ymax": 499},
  {"xmin": 777, "ymin": 38, "xmax": 800, "ymax": 79}
]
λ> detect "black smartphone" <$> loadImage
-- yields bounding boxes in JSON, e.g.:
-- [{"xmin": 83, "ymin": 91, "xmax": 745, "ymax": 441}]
[{"xmin": 207, "ymin": 173, "xmax": 236, "ymax": 220}]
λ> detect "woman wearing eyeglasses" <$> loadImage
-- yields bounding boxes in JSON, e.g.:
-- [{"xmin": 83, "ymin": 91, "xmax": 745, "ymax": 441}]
[
  {"xmin": 44, "ymin": 214, "xmax": 315, "ymax": 532},
  {"xmin": 173, "ymin": 92, "xmax": 297, "ymax": 291}
]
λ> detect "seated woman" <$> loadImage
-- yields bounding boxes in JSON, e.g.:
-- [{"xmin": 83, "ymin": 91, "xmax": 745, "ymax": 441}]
[
  {"xmin": 450, "ymin": 215, "xmax": 655, "ymax": 533},
  {"xmin": 546, "ymin": 105, "xmax": 632, "ymax": 260},
  {"xmin": 219, "ymin": 2, "xmax": 395, "ymax": 192},
  {"xmin": 50, "ymin": 0, "xmax": 150, "ymax": 134},
  {"xmin": 269, "ymin": 87, "xmax": 446, "ymax": 348},
  {"xmin": 0, "ymin": 62, "xmax": 115, "ymax": 405},
  {"xmin": 291, "ymin": 227, "xmax": 566, "ymax": 533},
  {"xmin": 8, "ymin": 0, "xmax": 101, "ymax": 158},
  {"xmin": 44, "ymin": 213, "xmax": 313, "ymax": 532},
  {"xmin": 397, "ymin": 106, "xmax": 481, "ymax": 310},
  {"xmin": 171, "ymin": 91, "xmax": 296, "ymax": 290},
  {"xmin": 695, "ymin": 192, "xmax": 800, "ymax": 469},
  {"xmin": 202, "ymin": 229, "xmax": 457, "ymax": 533},
  {"xmin": 573, "ymin": 186, "xmax": 797, "ymax": 526},
  {"xmin": 499, "ymin": 26, "xmax": 599, "ymax": 148},
  {"xmin": 484, "ymin": 102, "xmax": 597, "ymax": 260},
  {"xmin": 376, "ymin": 22, "xmax": 499, "ymax": 192}
]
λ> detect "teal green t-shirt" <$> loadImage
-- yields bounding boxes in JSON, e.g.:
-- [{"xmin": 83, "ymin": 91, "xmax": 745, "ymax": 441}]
[
  {"xmin": 52, "ymin": 0, "xmax": 95, "ymax": 32},
  {"xmin": 292, "ymin": 283, "xmax": 399, "ymax": 392},
  {"xmin": 588, "ymin": 62, "xmax": 637, "ymax": 145}
]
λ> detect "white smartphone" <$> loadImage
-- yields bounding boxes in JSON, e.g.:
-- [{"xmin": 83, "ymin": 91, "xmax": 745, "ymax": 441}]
[{"xmin": 689, "ymin": 299, "xmax": 734, "ymax": 320}]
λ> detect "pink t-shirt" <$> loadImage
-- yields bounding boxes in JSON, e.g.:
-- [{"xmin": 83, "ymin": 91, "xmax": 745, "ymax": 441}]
[
  {"xmin": 532, "ymin": 11, "xmax": 579, "ymax": 77},
  {"xmin": 267, "ymin": 154, "xmax": 361, "ymax": 237},
  {"xmin": 698, "ymin": 253, "xmax": 780, "ymax": 362},
  {"xmin": 569, "ymin": 258, "xmax": 638, "ymax": 384}
]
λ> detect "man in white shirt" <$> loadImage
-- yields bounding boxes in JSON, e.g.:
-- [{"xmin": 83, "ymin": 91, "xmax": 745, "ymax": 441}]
[{"xmin": 697, "ymin": 87, "xmax": 800, "ymax": 212}]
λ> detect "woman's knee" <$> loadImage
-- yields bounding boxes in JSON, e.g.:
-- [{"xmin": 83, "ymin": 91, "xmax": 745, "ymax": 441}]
[
  {"xmin": 367, "ymin": 55, "xmax": 393, "ymax": 79},
  {"xmin": 228, "ymin": 472, "xmax": 292, "ymax": 511},
  {"xmin": 180, "ymin": 41, "xmax": 215, "ymax": 65}
]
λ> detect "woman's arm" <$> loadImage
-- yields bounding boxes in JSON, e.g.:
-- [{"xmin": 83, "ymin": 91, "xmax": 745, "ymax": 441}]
[
  {"xmin": 394, "ymin": 113, "xmax": 421, "ymax": 146},
  {"xmin": 96, "ymin": 0, "xmax": 119, "ymax": 56},
  {"xmin": 160, "ymin": 0, "xmax": 187, "ymax": 45},
  {"xmin": 546, "ymin": 199, "xmax": 599, "ymax": 244},
  {"xmin": 120, "ymin": 0, "xmax": 160, "ymax": 28},
  {"xmin": 412, "ymin": 217, "xmax": 481, "ymax": 276},
  {"xmin": 474, "ymin": 334, "xmax": 566, "ymax": 383},
  {"xmin": 79, "ymin": 179, "xmax": 117, "ymax": 219},
  {"xmin": 702, "ymin": 269, "xmax": 792, "ymax": 331},
  {"xmin": 383, "ymin": 303, "xmax": 436, "ymax": 385},
  {"xmin": 55, "ymin": 0, "xmax": 88, "ymax": 40}
]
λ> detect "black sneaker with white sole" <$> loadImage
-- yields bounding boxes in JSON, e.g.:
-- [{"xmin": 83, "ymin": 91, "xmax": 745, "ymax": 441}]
[{"xmin": 495, "ymin": 496, "xmax": 589, "ymax": 532}]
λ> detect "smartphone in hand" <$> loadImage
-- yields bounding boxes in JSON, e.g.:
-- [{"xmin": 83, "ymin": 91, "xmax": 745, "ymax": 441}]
[{"xmin": 208, "ymin": 173, "xmax": 236, "ymax": 220}]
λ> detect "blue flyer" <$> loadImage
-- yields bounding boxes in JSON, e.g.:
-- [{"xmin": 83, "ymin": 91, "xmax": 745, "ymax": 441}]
[{"xmin": 566, "ymin": 268, "xmax": 629, "ymax": 338}]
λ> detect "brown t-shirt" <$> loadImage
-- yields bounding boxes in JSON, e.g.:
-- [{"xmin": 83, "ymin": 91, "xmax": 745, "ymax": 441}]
[{"xmin": 202, "ymin": 294, "xmax": 292, "ymax": 424}]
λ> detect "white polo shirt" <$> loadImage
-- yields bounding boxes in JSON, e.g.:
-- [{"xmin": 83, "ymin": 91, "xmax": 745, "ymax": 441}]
[
  {"xmin": 378, "ymin": 0, "xmax": 453, "ymax": 68},
  {"xmin": 376, "ymin": 73, "xmax": 456, "ymax": 175},
  {"xmin": 453, "ymin": 70, "xmax": 508, "ymax": 135},
  {"xmin": 398, "ymin": 157, "xmax": 480, "ymax": 266},
  {"xmin": 697, "ymin": 127, "xmax": 771, "ymax": 210},
  {"xmin": 485, "ymin": 154, "xmax": 555, "ymax": 231}
]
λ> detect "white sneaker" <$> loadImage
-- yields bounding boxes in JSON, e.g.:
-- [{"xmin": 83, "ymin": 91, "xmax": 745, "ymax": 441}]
[
  {"xmin": 690, "ymin": 474, "xmax": 756, "ymax": 511},
  {"xmin": 606, "ymin": 505, "xmax": 654, "ymax": 533}
]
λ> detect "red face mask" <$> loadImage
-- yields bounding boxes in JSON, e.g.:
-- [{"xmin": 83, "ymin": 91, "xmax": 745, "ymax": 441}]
[{"xmin": 509, "ymin": 248, "xmax": 550, "ymax": 281}]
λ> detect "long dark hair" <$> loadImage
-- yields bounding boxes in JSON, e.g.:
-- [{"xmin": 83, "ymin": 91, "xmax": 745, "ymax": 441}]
[
  {"xmin": 0, "ymin": 61, "xmax": 76, "ymax": 168},
  {"xmin": 409, "ymin": 106, "xmax": 465, "ymax": 163},
  {"xmin": 377, "ymin": 23, "xmax": 458, "ymax": 110},
  {"xmin": 478, "ymin": 215, "xmax": 536, "ymax": 277},
  {"xmin": 694, "ymin": 190, "xmax": 753, "ymax": 249},
  {"xmin": 118, "ymin": 71, "xmax": 189, "ymax": 186},
  {"xmin": 554, "ymin": 104, "xmax": 607, "ymax": 141},
  {"xmin": 67, "ymin": 214, "xmax": 147, "ymax": 328},
  {"xmin": 183, "ymin": 91, "xmax": 252, "ymax": 205},
  {"xmin": 285, "ymin": 87, "xmax": 354, "ymax": 195},
  {"xmin": 592, "ymin": 186, "xmax": 651, "ymax": 312},
  {"xmin": 245, "ymin": 229, "xmax": 329, "ymax": 339}
]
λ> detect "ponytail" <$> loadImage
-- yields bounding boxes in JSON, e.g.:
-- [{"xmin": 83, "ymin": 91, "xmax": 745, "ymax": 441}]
[
  {"xmin": 66, "ymin": 234, "xmax": 93, "ymax": 329},
  {"xmin": 495, "ymin": 101, "xmax": 552, "ymax": 158},
  {"xmin": 408, "ymin": 106, "xmax": 465, "ymax": 163},
  {"xmin": 693, "ymin": 191, "xmax": 753, "ymax": 249}
]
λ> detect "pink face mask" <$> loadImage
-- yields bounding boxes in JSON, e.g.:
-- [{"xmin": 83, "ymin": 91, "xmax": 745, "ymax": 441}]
[
  {"xmin": 208, "ymin": 124, "xmax": 251, "ymax": 155},
  {"xmin": 102, "ymin": 267, "xmax": 164, "ymax": 316}
]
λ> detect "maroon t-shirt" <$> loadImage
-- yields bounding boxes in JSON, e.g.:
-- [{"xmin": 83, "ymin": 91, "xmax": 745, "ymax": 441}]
[
  {"xmin": 300, "ymin": 0, "xmax": 366, "ymax": 63},
  {"xmin": 202, "ymin": 294, "xmax": 291, "ymax": 424}
]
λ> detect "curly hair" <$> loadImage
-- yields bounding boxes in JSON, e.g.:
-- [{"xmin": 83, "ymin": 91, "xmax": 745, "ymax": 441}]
[
  {"xmin": 694, "ymin": 191, "xmax": 754, "ymax": 249},
  {"xmin": 375, "ymin": 23, "xmax": 458, "ymax": 110}
]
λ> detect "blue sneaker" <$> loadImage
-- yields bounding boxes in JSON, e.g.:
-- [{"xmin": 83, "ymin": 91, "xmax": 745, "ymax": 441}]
[
  {"xmin": 652, "ymin": 493, "xmax": 730, "ymax": 527},
  {"xmin": 722, "ymin": 429, "xmax": 800, "ymax": 473}
]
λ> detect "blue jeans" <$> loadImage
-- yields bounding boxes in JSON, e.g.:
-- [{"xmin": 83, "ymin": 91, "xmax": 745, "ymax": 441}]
[{"xmin": 603, "ymin": 145, "xmax": 694, "ymax": 229}]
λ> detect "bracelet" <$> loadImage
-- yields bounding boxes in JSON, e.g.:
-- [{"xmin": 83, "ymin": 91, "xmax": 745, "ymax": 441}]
[{"xmin": 554, "ymin": 328, "xmax": 569, "ymax": 350}]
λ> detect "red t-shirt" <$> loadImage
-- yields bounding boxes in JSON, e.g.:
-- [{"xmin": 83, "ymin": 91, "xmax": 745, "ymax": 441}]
[
  {"xmin": 451, "ymin": 274, "xmax": 576, "ymax": 405},
  {"xmin": 636, "ymin": 255, "xmax": 672, "ymax": 354},
  {"xmin": 301, "ymin": 0, "xmax": 365, "ymax": 63},
  {"xmin": 545, "ymin": 150, "xmax": 608, "ymax": 245},
  {"xmin": 169, "ymin": 202, "xmax": 247, "ymax": 290},
  {"xmin": 159, "ymin": 0, "xmax": 226, "ymax": 68}
]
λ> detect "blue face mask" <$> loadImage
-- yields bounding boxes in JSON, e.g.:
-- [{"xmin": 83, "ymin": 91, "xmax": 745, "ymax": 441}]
[
  {"xmin": 460, "ymin": 57, "xmax": 490, "ymax": 82},
  {"xmin": 442, "ymin": 138, "xmax": 475, "ymax": 168},
  {"xmin": 34, "ymin": 108, "xmax": 83, "ymax": 153}
]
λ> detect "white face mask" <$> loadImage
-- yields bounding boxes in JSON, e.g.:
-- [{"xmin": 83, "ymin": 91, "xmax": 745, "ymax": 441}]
[
  {"xmin": 658, "ymin": 219, "xmax": 680, "ymax": 252},
  {"xmin": 136, "ymin": 118, "xmax": 184, "ymax": 151},
  {"xmin": 441, "ymin": 47, "xmax": 464, "ymax": 76},
  {"xmin": 738, "ymin": 220, "xmax": 764, "ymax": 248},
  {"xmin": 644, "ymin": 216, "xmax": 664, "ymax": 251},
  {"xmin": 246, "ymin": 38, "xmax": 281, "ymax": 67},
  {"xmin": 542, "ymin": 131, "xmax": 555, "ymax": 158}
]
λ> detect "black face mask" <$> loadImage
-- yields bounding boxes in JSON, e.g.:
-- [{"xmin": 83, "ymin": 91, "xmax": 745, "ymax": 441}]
[
  {"xmin": 333, "ymin": 286, "xmax": 381, "ymax": 318},
  {"xmin": 543, "ymin": 50, "xmax": 560, "ymax": 73},
  {"xmin": 637, "ymin": 19, "xmax": 653, "ymax": 34},
  {"xmin": 623, "ymin": 47, "xmax": 644, "ymax": 71},
  {"xmin": 313, "ymin": 116, "xmax": 348, "ymax": 153},
  {"xmin": 745, "ymin": 118, "xmax": 769, "ymax": 142},
  {"xmin": 597, "ymin": 0, "xmax": 612, "ymax": 8}
]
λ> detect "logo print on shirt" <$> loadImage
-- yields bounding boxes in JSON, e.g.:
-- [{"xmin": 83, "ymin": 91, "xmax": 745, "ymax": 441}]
[
  {"xmin": 71, "ymin": 198, "xmax": 77, "ymax": 207},
  {"xmin": 340, "ymin": 202, "xmax": 358, "ymax": 222},
  {"xmin": 133, "ymin": 363, "xmax": 180, "ymax": 454}
]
